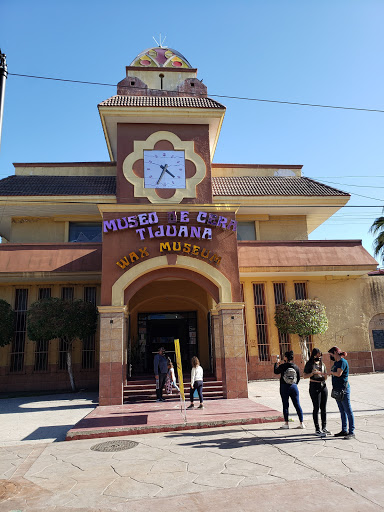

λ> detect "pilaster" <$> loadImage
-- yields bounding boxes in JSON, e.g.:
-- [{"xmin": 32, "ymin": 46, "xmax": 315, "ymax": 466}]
[
  {"xmin": 216, "ymin": 302, "xmax": 248, "ymax": 399},
  {"xmin": 98, "ymin": 305, "xmax": 128, "ymax": 406}
]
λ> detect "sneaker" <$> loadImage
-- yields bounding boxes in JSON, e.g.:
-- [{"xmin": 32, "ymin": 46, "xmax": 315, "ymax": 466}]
[
  {"xmin": 344, "ymin": 433, "xmax": 356, "ymax": 440},
  {"xmin": 198, "ymin": 404, "xmax": 204, "ymax": 409},
  {"xmin": 315, "ymin": 429, "xmax": 324, "ymax": 436},
  {"xmin": 160, "ymin": 398, "xmax": 166, "ymax": 402},
  {"xmin": 156, "ymin": 399, "xmax": 161, "ymax": 402},
  {"xmin": 334, "ymin": 431, "xmax": 348, "ymax": 437},
  {"xmin": 296, "ymin": 423, "xmax": 306, "ymax": 429},
  {"xmin": 322, "ymin": 428, "xmax": 332, "ymax": 435},
  {"xmin": 278, "ymin": 424, "xmax": 289, "ymax": 429},
  {"xmin": 187, "ymin": 404, "xmax": 195, "ymax": 409}
]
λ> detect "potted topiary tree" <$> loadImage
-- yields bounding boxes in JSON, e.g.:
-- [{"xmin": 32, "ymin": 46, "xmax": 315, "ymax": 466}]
[
  {"xmin": 275, "ymin": 299, "xmax": 328, "ymax": 362},
  {"xmin": 27, "ymin": 297, "xmax": 98, "ymax": 391}
]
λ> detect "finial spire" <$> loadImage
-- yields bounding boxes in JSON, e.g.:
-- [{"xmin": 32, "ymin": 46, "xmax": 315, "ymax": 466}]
[{"xmin": 152, "ymin": 34, "xmax": 167, "ymax": 48}]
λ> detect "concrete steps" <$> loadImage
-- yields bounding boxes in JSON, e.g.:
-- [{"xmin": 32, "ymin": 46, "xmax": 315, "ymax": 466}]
[{"xmin": 124, "ymin": 377, "xmax": 223, "ymax": 403}]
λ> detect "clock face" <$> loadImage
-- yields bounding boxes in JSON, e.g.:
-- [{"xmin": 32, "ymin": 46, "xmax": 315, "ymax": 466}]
[{"xmin": 144, "ymin": 150, "xmax": 186, "ymax": 189}]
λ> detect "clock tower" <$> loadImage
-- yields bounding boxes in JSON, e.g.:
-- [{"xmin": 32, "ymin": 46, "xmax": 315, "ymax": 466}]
[
  {"xmin": 97, "ymin": 46, "xmax": 247, "ymax": 406},
  {"xmin": 98, "ymin": 46, "xmax": 226, "ymax": 204}
]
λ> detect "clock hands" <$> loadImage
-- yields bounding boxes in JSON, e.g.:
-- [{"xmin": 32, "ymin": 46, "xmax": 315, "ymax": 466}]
[{"xmin": 157, "ymin": 164, "xmax": 175, "ymax": 185}]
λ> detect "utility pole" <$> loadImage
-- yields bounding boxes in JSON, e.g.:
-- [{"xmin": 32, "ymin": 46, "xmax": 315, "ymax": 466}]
[{"xmin": 0, "ymin": 50, "xmax": 8, "ymax": 152}]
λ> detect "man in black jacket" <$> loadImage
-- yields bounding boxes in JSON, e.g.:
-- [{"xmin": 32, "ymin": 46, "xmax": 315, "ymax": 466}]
[{"xmin": 154, "ymin": 347, "xmax": 168, "ymax": 402}]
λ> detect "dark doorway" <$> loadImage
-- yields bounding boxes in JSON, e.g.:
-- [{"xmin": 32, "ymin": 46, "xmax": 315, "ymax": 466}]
[{"xmin": 137, "ymin": 312, "xmax": 198, "ymax": 373}]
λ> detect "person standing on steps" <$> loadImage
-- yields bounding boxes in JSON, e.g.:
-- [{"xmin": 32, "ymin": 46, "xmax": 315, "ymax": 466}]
[
  {"xmin": 274, "ymin": 350, "xmax": 305, "ymax": 429},
  {"xmin": 304, "ymin": 348, "xmax": 330, "ymax": 436},
  {"xmin": 154, "ymin": 347, "xmax": 168, "ymax": 402},
  {"xmin": 188, "ymin": 356, "xmax": 204, "ymax": 409}
]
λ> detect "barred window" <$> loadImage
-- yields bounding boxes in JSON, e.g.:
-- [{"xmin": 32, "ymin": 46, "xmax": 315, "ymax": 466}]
[
  {"xmin": 34, "ymin": 340, "xmax": 49, "ymax": 372},
  {"xmin": 273, "ymin": 283, "xmax": 291, "ymax": 356},
  {"xmin": 59, "ymin": 287, "xmax": 74, "ymax": 370},
  {"xmin": 294, "ymin": 282, "xmax": 307, "ymax": 301},
  {"xmin": 82, "ymin": 287, "xmax": 97, "ymax": 370},
  {"xmin": 10, "ymin": 289, "xmax": 28, "ymax": 372},
  {"xmin": 38, "ymin": 288, "xmax": 51, "ymax": 300},
  {"xmin": 253, "ymin": 283, "xmax": 270, "ymax": 361},
  {"xmin": 294, "ymin": 282, "xmax": 313, "ymax": 353}
]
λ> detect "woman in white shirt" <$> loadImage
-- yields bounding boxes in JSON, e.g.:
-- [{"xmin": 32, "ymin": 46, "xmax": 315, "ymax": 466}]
[{"xmin": 188, "ymin": 356, "xmax": 204, "ymax": 409}]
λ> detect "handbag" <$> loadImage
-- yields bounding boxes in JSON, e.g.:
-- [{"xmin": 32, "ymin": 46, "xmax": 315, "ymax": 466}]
[{"xmin": 331, "ymin": 382, "xmax": 348, "ymax": 401}]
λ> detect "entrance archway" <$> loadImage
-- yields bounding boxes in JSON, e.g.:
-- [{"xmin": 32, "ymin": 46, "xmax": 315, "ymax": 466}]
[
  {"xmin": 128, "ymin": 278, "xmax": 211, "ymax": 375},
  {"xmin": 111, "ymin": 255, "xmax": 232, "ymax": 306}
]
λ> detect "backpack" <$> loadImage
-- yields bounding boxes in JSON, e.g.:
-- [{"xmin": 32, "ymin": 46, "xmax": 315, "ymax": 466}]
[{"xmin": 283, "ymin": 367, "xmax": 297, "ymax": 385}]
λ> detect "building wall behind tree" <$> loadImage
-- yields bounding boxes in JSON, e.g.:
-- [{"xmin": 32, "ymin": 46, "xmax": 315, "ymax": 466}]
[
  {"xmin": 0, "ymin": 283, "xmax": 100, "ymax": 392},
  {"xmin": 242, "ymin": 274, "xmax": 384, "ymax": 380}
]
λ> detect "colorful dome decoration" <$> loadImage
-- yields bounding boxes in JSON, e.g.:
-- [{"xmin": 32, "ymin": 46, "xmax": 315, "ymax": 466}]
[{"xmin": 130, "ymin": 47, "xmax": 192, "ymax": 69}]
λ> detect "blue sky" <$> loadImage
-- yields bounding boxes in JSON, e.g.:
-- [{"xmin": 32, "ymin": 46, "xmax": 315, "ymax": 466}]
[{"xmin": 1, "ymin": 0, "xmax": 383, "ymax": 262}]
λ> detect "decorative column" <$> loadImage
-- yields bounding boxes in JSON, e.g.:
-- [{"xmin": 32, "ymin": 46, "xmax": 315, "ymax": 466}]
[
  {"xmin": 210, "ymin": 310, "xmax": 222, "ymax": 381},
  {"xmin": 217, "ymin": 303, "xmax": 248, "ymax": 399},
  {"xmin": 98, "ymin": 305, "xmax": 128, "ymax": 406}
]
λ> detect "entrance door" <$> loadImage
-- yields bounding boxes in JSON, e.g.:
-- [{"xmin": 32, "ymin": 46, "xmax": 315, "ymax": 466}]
[{"xmin": 137, "ymin": 312, "xmax": 198, "ymax": 373}]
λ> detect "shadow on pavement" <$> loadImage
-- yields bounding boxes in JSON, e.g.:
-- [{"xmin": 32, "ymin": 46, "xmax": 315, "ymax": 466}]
[{"xmin": 22, "ymin": 425, "xmax": 77, "ymax": 442}]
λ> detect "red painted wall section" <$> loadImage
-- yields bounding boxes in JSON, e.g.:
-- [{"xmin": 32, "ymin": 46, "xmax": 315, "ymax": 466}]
[
  {"xmin": 116, "ymin": 123, "xmax": 212, "ymax": 204},
  {"xmin": 100, "ymin": 209, "xmax": 241, "ymax": 306}
]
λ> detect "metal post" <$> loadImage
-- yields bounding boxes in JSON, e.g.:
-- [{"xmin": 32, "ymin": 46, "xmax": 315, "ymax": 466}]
[{"xmin": 0, "ymin": 50, "xmax": 8, "ymax": 152}]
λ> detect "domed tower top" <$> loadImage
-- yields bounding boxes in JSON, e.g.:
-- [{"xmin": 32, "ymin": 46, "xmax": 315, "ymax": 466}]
[{"xmin": 130, "ymin": 46, "xmax": 192, "ymax": 69}]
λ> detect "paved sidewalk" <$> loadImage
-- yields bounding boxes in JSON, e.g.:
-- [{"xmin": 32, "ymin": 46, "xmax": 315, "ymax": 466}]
[
  {"xmin": 0, "ymin": 374, "xmax": 383, "ymax": 511},
  {"xmin": 66, "ymin": 399, "xmax": 283, "ymax": 440}
]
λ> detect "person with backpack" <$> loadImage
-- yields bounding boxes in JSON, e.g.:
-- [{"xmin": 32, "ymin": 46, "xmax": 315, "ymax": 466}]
[
  {"xmin": 274, "ymin": 350, "xmax": 305, "ymax": 429},
  {"xmin": 304, "ymin": 348, "xmax": 331, "ymax": 436}
]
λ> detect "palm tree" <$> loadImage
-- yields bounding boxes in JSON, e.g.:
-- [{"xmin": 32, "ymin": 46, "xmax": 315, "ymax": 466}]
[{"xmin": 370, "ymin": 212, "xmax": 384, "ymax": 264}]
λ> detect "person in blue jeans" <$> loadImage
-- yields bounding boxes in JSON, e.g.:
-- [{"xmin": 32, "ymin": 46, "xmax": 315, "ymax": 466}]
[
  {"xmin": 274, "ymin": 350, "xmax": 305, "ymax": 429},
  {"xmin": 328, "ymin": 346, "xmax": 355, "ymax": 440}
]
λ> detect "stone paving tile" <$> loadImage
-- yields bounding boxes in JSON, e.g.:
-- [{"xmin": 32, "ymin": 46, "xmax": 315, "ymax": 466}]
[
  {"xmin": 332, "ymin": 471, "xmax": 384, "ymax": 509},
  {"xmin": 110, "ymin": 460, "xmax": 155, "ymax": 477},
  {"xmin": 298, "ymin": 455, "xmax": 352, "ymax": 476},
  {"xmin": 269, "ymin": 460, "xmax": 322, "ymax": 480},
  {"xmin": 238, "ymin": 474, "xmax": 287, "ymax": 486},
  {"xmin": 155, "ymin": 481, "xmax": 212, "ymax": 498},
  {"xmin": 222, "ymin": 458, "xmax": 271, "ymax": 477},
  {"xmin": 103, "ymin": 476, "xmax": 161, "ymax": 499},
  {"xmin": 193, "ymin": 472, "xmax": 245, "ymax": 488}
]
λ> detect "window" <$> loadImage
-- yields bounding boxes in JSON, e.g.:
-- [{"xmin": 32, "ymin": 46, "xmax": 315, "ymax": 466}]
[
  {"xmin": 59, "ymin": 287, "xmax": 74, "ymax": 370},
  {"xmin": 10, "ymin": 289, "xmax": 28, "ymax": 372},
  {"xmin": 69, "ymin": 223, "xmax": 102, "ymax": 243},
  {"xmin": 38, "ymin": 287, "xmax": 51, "ymax": 300},
  {"xmin": 253, "ymin": 283, "xmax": 270, "ymax": 361},
  {"xmin": 273, "ymin": 283, "xmax": 291, "ymax": 356},
  {"xmin": 82, "ymin": 287, "xmax": 97, "ymax": 370},
  {"xmin": 294, "ymin": 282, "xmax": 313, "ymax": 353},
  {"xmin": 294, "ymin": 282, "xmax": 307, "ymax": 300},
  {"xmin": 237, "ymin": 222, "xmax": 256, "ymax": 241},
  {"xmin": 34, "ymin": 288, "xmax": 52, "ymax": 371}
]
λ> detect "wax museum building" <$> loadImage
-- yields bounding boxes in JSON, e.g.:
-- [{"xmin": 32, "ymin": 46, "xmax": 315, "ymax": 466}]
[{"xmin": 0, "ymin": 46, "xmax": 383, "ymax": 404}]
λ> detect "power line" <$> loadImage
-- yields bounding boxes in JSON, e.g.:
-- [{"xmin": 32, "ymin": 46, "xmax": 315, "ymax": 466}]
[
  {"xmin": 7, "ymin": 72, "xmax": 384, "ymax": 114},
  {"xmin": 311, "ymin": 179, "xmax": 384, "ymax": 189}
]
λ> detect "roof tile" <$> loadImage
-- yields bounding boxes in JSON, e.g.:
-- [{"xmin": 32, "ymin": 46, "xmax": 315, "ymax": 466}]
[
  {"xmin": 0, "ymin": 176, "xmax": 116, "ymax": 196},
  {"xmin": 0, "ymin": 175, "xmax": 348, "ymax": 198},
  {"xmin": 98, "ymin": 95, "xmax": 225, "ymax": 109},
  {"xmin": 212, "ymin": 176, "xmax": 349, "ymax": 196}
]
